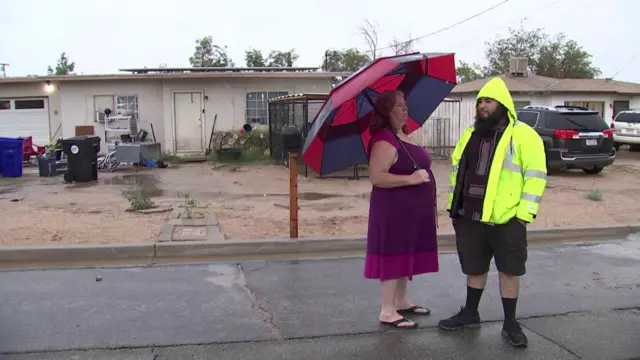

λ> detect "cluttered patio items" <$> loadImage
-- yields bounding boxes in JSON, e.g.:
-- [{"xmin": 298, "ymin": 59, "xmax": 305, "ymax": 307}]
[{"xmin": 99, "ymin": 108, "xmax": 163, "ymax": 171}]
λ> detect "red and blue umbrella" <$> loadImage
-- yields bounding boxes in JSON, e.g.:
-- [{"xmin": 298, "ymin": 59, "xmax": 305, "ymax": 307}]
[{"xmin": 301, "ymin": 52, "xmax": 457, "ymax": 175}]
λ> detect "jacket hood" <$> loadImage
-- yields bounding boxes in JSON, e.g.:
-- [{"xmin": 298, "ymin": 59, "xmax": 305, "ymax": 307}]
[{"xmin": 476, "ymin": 77, "xmax": 517, "ymax": 124}]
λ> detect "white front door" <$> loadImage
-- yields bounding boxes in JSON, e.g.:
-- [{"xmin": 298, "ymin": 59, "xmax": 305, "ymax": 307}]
[
  {"xmin": 174, "ymin": 92, "xmax": 203, "ymax": 153},
  {"xmin": 0, "ymin": 98, "xmax": 51, "ymax": 145}
]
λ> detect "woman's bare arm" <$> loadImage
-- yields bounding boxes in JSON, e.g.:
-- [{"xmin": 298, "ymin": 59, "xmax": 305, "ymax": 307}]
[{"xmin": 368, "ymin": 141, "xmax": 416, "ymax": 188}]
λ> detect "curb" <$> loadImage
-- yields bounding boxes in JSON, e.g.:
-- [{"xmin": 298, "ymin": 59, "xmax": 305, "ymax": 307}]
[{"xmin": 0, "ymin": 224, "xmax": 638, "ymax": 265}]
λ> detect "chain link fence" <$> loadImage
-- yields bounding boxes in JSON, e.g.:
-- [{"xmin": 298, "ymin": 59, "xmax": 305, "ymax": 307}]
[{"xmin": 410, "ymin": 98, "xmax": 466, "ymax": 160}]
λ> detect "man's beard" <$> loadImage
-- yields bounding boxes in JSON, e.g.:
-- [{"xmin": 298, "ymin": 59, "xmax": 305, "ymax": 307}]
[{"xmin": 474, "ymin": 106, "xmax": 507, "ymax": 134}]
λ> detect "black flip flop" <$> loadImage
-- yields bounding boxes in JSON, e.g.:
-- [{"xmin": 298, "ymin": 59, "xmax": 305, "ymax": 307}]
[
  {"xmin": 380, "ymin": 317, "xmax": 418, "ymax": 329},
  {"xmin": 398, "ymin": 305, "xmax": 432, "ymax": 316}
]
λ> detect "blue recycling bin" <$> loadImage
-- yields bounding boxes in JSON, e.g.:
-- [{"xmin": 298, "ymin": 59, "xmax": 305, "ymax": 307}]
[{"xmin": 0, "ymin": 137, "xmax": 25, "ymax": 178}]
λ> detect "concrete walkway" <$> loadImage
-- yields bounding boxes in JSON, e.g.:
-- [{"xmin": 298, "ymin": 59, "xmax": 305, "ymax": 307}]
[{"xmin": 1, "ymin": 235, "xmax": 639, "ymax": 360}]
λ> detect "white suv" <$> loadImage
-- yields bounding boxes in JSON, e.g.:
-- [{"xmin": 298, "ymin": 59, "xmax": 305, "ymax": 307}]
[{"xmin": 613, "ymin": 110, "xmax": 640, "ymax": 151}]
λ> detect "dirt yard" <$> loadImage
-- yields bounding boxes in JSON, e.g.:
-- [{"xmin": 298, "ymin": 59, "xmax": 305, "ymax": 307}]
[{"xmin": 1, "ymin": 151, "xmax": 639, "ymax": 245}]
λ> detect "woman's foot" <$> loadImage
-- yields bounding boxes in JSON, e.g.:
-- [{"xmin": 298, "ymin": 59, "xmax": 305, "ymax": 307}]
[
  {"xmin": 398, "ymin": 305, "xmax": 432, "ymax": 316},
  {"xmin": 379, "ymin": 312, "xmax": 418, "ymax": 329}
]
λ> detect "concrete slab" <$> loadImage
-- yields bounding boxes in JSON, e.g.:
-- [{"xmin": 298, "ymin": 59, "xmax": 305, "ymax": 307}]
[
  {"xmin": 0, "ymin": 244, "xmax": 155, "ymax": 264},
  {"xmin": 0, "ymin": 264, "xmax": 277, "ymax": 353},
  {"xmin": 156, "ymin": 323, "xmax": 575, "ymax": 360},
  {"xmin": 522, "ymin": 309, "xmax": 640, "ymax": 360},
  {"xmin": 241, "ymin": 238, "xmax": 640, "ymax": 339},
  {"xmin": 3, "ymin": 349, "xmax": 156, "ymax": 360},
  {"xmin": 161, "ymin": 215, "xmax": 224, "ymax": 242},
  {"xmin": 172, "ymin": 225, "xmax": 207, "ymax": 241}
]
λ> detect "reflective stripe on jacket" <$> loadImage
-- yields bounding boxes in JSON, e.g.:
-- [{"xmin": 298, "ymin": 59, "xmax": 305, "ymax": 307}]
[{"xmin": 447, "ymin": 78, "xmax": 547, "ymax": 224}]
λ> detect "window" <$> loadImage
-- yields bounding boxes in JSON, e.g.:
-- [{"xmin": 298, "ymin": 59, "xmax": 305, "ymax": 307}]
[
  {"xmin": 246, "ymin": 91, "xmax": 288, "ymax": 125},
  {"xmin": 0, "ymin": 101, "xmax": 9, "ymax": 110},
  {"xmin": 14, "ymin": 99, "xmax": 45, "ymax": 110},
  {"xmin": 564, "ymin": 101, "xmax": 605, "ymax": 117},
  {"xmin": 116, "ymin": 95, "xmax": 139, "ymax": 120},
  {"xmin": 513, "ymin": 101, "xmax": 531, "ymax": 109},
  {"xmin": 614, "ymin": 112, "xmax": 640, "ymax": 123},
  {"xmin": 93, "ymin": 95, "xmax": 139, "ymax": 122},
  {"xmin": 516, "ymin": 111, "xmax": 539, "ymax": 127},
  {"xmin": 546, "ymin": 113, "xmax": 608, "ymax": 131}
]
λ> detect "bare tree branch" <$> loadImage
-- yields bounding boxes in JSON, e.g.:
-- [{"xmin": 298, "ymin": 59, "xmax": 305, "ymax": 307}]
[
  {"xmin": 359, "ymin": 19, "xmax": 379, "ymax": 59},
  {"xmin": 390, "ymin": 35, "xmax": 416, "ymax": 56}
]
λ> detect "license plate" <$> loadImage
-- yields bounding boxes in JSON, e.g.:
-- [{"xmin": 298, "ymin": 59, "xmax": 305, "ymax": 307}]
[
  {"xmin": 586, "ymin": 139, "xmax": 597, "ymax": 146},
  {"xmin": 622, "ymin": 128, "xmax": 635, "ymax": 134}
]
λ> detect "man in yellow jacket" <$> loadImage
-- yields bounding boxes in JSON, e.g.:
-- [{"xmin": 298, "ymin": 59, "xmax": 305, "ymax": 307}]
[{"xmin": 438, "ymin": 78, "xmax": 547, "ymax": 348}]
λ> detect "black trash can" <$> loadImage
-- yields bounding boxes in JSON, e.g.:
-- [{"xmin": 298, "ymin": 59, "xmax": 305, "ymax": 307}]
[
  {"xmin": 60, "ymin": 136, "xmax": 101, "ymax": 183},
  {"xmin": 38, "ymin": 157, "xmax": 58, "ymax": 177}
]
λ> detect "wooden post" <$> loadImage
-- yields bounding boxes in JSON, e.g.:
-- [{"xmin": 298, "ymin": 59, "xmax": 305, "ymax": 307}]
[{"xmin": 288, "ymin": 152, "xmax": 299, "ymax": 238}]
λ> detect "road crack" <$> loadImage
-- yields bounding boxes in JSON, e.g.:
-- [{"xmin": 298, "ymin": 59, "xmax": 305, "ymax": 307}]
[
  {"xmin": 520, "ymin": 323, "xmax": 582, "ymax": 359},
  {"xmin": 237, "ymin": 263, "xmax": 283, "ymax": 340}
]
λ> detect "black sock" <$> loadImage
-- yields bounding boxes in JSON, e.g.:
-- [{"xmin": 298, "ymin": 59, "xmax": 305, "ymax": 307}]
[
  {"xmin": 502, "ymin": 297, "xmax": 518, "ymax": 325},
  {"xmin": 464, "ymin": 286, "xmax": 484, "ymax": 315}
]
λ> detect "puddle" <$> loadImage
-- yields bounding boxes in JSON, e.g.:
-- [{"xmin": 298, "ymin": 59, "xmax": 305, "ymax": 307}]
[
  {"xmin": 0, "ymin": 186, "xmax": 17, "ymax": 195},
  {"xmin": 103, "ymin": 174, "xmax": 158, "ymax": 187},
  {"xmin": 204, "ymin": 264, "xmax": 242, "ymax": 288},
  {"xmin": 89, "ymin": 173, "xmax": 369, "ymax": 202},
  {"xmin": 101, "ymin": 174, "xmax": 164, "ymax": 196}
]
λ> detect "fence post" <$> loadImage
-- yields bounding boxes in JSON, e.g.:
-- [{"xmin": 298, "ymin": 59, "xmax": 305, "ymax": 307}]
[{"xmin": 289, "ymin": 152, "xmax": 299, "ymax": 238}]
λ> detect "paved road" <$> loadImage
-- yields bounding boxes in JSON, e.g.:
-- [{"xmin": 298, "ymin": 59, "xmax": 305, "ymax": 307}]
[{"xmin": 1, "ymin": 235, "xmax": 639, "ymax": 360}]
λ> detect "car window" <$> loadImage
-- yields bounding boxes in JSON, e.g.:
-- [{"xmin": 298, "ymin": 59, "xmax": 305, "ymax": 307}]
[
  {"xmin": 614, "ymin": 112, "xmax": 640, "ymax": 123},
  {"xmin": 516, "ymin": 111, "xmax": 539, "ymax": 127},
  {"xmin": 545, "ymin": 113, "xmax": 608, "ymax": 131}
]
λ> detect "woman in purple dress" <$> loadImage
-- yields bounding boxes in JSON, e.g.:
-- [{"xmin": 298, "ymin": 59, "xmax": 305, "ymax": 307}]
[{"xmin": 364, "ymin": 90, "xmax": 439, "ymax": 329}]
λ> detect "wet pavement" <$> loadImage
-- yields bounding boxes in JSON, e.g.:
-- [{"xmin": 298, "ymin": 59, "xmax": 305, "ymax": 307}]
[{"xmin": 1, "ymin": 236, "xmax": 639, "ymax": 359}]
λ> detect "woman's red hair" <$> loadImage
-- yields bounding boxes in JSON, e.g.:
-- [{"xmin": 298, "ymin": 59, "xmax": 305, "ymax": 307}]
[{"xmin": 368, "ymin": 90, "xmax": 409, "ymax": 135}]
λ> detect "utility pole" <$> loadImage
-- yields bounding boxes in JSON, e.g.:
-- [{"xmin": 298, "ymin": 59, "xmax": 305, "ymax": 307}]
[{"xmin": 0, "ymin": 63, "xmax": 8, "ymax": 77}]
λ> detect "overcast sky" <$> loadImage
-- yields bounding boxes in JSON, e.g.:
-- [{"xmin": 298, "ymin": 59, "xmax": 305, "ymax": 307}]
[{"xmin": 1, "ymin": 0, "xmax": 638, "ymax": 82}]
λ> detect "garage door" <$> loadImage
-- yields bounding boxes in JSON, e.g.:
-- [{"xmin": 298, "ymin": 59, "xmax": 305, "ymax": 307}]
[{"xmin": 0, "ymin": 98, "xmax": 51, "ymax": 146}]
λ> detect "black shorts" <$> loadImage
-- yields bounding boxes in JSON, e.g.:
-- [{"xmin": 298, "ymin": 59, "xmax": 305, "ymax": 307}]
[{"xmin": 452, "ymin": 216, "xmax": 528, "ymax": 276}]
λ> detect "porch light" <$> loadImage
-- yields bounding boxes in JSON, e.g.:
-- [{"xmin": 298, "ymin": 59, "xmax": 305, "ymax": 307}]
[{"xmin": 44, "ymin": 81, "xmax": 55, "ymax": 93}]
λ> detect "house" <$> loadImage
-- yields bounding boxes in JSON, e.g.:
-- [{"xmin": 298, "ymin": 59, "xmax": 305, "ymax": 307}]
[
  {"xmin": 449, "ymin": 59, "xmax": 640, "ymax": 132},
  {"xmin": 0, "ymin": 67, "xmax": 348, "ymax": 155}
]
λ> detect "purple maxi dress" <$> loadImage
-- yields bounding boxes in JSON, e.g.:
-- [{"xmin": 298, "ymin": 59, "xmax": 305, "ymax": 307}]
[{"xmin": 364, "ymin": 129, "xmax": 439, "ymax": 281}]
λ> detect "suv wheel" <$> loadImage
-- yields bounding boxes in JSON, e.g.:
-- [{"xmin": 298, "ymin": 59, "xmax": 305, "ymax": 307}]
[{"xmin": 583, "ymin": 166, "xmax": 604, "ymax": 174}]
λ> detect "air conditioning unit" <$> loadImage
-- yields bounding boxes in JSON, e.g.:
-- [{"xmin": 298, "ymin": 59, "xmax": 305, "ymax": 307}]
[{"xmin": 509, "ymin": 57, "xmax": 528, "ymax": 76}]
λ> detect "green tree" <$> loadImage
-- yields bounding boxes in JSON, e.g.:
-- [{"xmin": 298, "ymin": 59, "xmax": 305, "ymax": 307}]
[
  {"xmin": 245, "ymin": 48, "xmax": 266, "ymax": 67},
  {"xmin": 535, "ymin": 33, "xmax": 601, "ymax": 78},
  {"xmin": 321, "ymin": 48, "xmax": 370, "ymax": 72},
  {"xmin": 266, "ymin": 50, "xmax": 299, "ymax": 67},
  {"xmin": 189, "ymin": 36, "xmax": 234, "ymax": 67},
  {"xmin": 482, "ymin": 27, "xmax": 601, "ymax": 78},
  {"xmin": 456, "ymin": 61, "xmax": 483, "ymax": 83},
  {"xmin": 47, "ymin": 52, "xmax": 75, "ymax": 75}
]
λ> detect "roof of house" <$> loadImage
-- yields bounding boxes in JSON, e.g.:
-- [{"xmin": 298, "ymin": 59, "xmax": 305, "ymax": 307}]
[
  {"xmin": 0, "ymin": 68, "xmax": 351, "ymax": 84},
  {"xmin": 268, "ymin": 93, "xmax": 330, "ymax": 102},
  {"xmin": 451, "ymin": 74, "xmax": 640, "ymax": 96}
]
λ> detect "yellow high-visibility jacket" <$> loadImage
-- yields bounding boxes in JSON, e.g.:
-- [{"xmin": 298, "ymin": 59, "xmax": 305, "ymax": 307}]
[{"xmin": 447, "ymin": 78, "xmax": 547, "ymax": 224}]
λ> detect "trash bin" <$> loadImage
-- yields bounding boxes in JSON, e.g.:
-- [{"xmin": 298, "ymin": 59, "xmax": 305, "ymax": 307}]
[
  {"xmin": 0, "ymin": 137, "xmax": 25, "ymax": 178},
  {"xmin": 60, "ymin": 136, "xmax": 101, "ymax": 183},
  {"xmin": 38, "ymin": 157, "xmax": 58, "ymax": 177}
]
